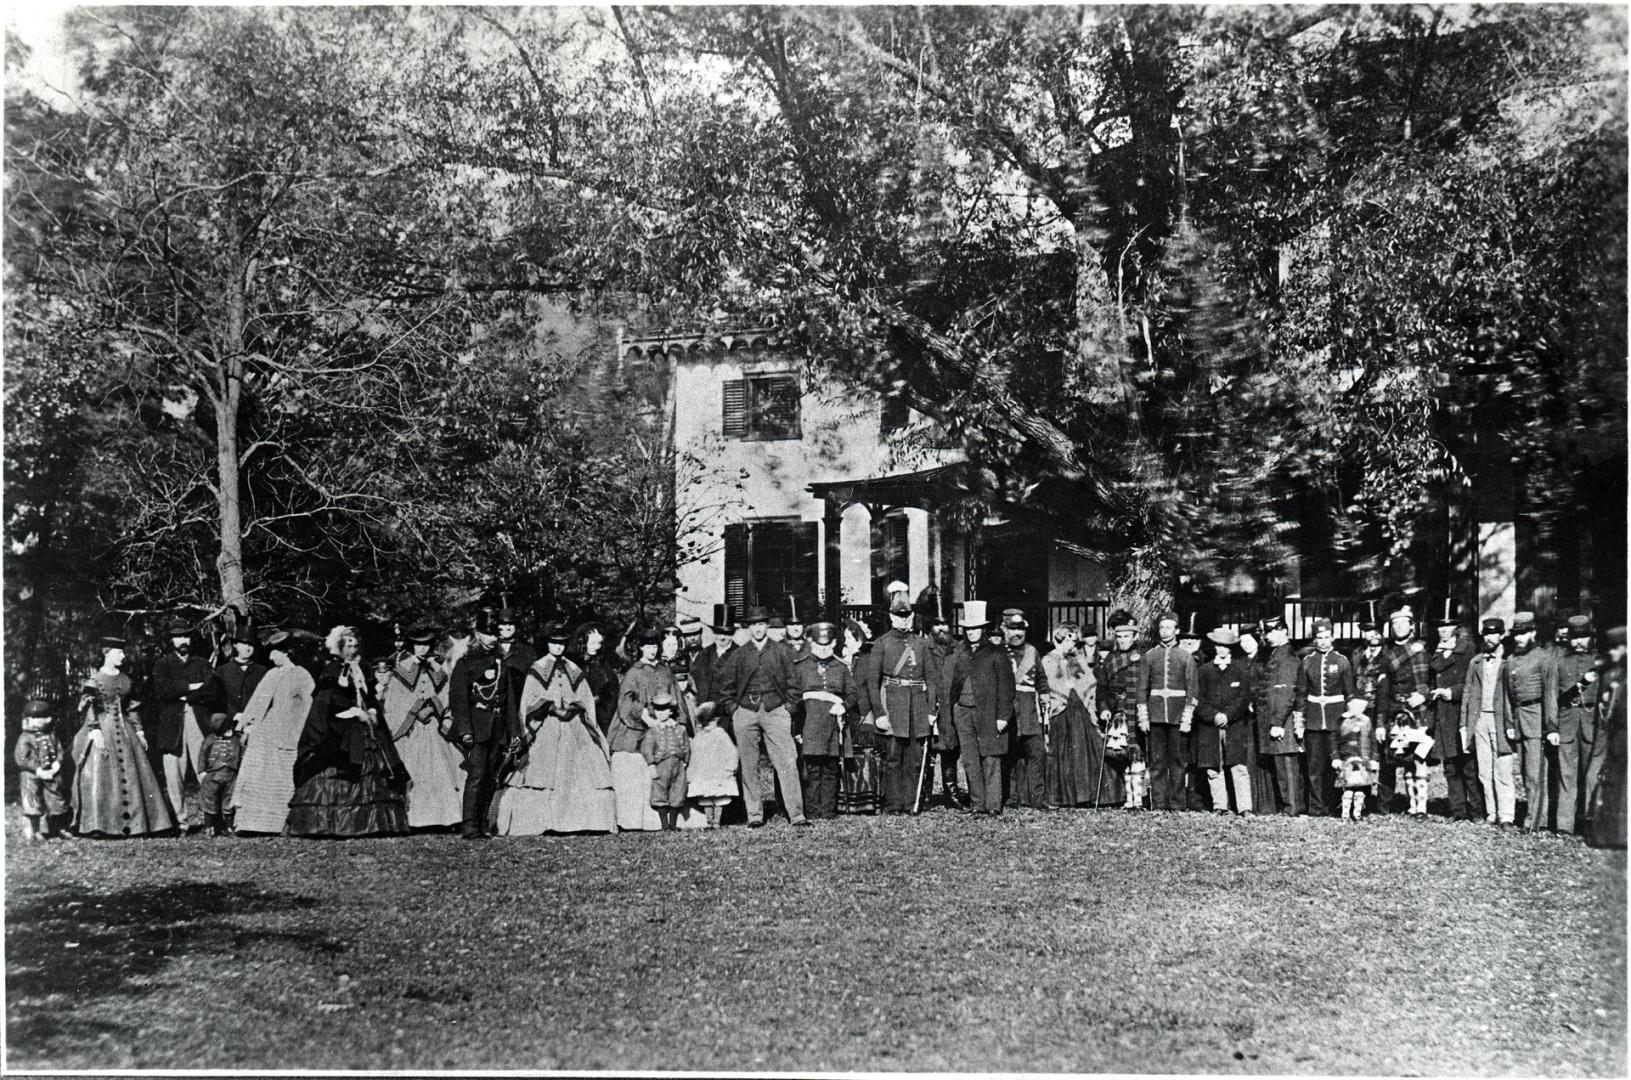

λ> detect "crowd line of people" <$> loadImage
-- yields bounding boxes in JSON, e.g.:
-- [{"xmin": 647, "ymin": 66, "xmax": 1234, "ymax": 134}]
[{"xmin": 12, "ymin": 590, "xmax": 1627, "ymax": 849}]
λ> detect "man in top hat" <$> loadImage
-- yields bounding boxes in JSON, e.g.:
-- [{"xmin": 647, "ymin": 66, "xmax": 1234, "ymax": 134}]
[
  {"xmin": 1505, "ymin": 611, "xmax": 1558, "ymax": 831},
  {"xmin": 784, "ymin": 598, "xmax": 808, "ymax": 658},
  {"xmin": 1425, "ymin": 605, "xmax": 1481, "ymax": 822},
  {"xmin": 448, "ymin": 608, "xmax": 521, "ymax": 839},
  {"xmin": 869, "ymin": 592, "xmax": 940, "ymax": 814},
  {"xmin": 791, "ymin": 621, "xmax": 861, "ymax": 819},
  {"xmin": 216, "ymin": 624, "xmax": 268, "ymax": 727},
  {"xmin": 716, "ymin": 604, "xmax": 809, "ymax": 827},
  {"xmin": 1461, "ymin": 616, "xmax": 1517, "ymax": 825},
  {"xmin": 150, "ymin": 617, "xmax": 223, "ymax": 826},
  {"xmin": 493, "ymin": 605, "xmax": 538, "ymax": 693},
  {"xmin": 1178, "ymin": 616, "xmax": 1203, "ymax": 657},
  {"xmin": 1137, "ymin": 609, "xmax": 1197, "ymax": 812},
  {"xmin": 1000, "ymin": 608, "xmax": 1052, "ymax": 811},
  {"xmin": 1254, "ymin": 615, "xmax": 1304, "ymax": 815},
  {"xmin": 947, "ymin": 601, "xmax": 1015, "ymax": 815},
  {"xmin": 1293, "ymin": 617, "xmax": 1356, "ymax": 817},
  {"xmin": 1549, "ymin": 614, "xmax": 1599, "ymax": 835}
]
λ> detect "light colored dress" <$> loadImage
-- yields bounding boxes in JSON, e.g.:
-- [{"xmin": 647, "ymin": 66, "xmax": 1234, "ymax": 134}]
[
  {"xmin": 231, "ymin": 663, "xmax": 315, "ymax": 833},
  {"xmin": 495, "ymin": 655, "xmax": 616, "ymax": 835},
  {"xmin": 72, "ymin": 671, "xmax": 176, "ymax": 837},
  {"xmin": 688, "ymin": 724, "xmax": 740, "ymax": 803},
  {"xmin": 383, "ymin": 654, "xmax": 464, "ymax": 828}
]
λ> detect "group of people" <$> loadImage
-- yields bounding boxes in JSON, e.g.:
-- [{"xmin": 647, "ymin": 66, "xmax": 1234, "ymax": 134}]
[{"xmin": 12, "ymin": 591, "xmax": 1627, "ymax": 849}]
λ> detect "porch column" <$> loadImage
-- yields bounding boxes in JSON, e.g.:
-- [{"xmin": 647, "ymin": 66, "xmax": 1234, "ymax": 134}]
[{"xmin": 823, "ymin": 496, "xmax": 844, "ymax": 622}]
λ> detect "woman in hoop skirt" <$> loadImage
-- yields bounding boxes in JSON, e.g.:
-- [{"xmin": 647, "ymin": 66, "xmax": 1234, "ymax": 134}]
[
  {"xmin": 287, "ymin": 626, "xmax": 409, "ymax": 837},
  {"xmin": 72, "ymin": 636, "xmax": 176, "ymax": 837}
]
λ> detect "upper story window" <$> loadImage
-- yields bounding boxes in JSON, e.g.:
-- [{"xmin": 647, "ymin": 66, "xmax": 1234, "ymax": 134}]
[{"xmin": 722, "ymin": 373, "xmax": 801, "ymax": 440}]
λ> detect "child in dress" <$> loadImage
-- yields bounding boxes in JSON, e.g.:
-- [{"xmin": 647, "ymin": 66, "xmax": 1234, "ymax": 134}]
[
  {"xmin": 687, "ymin": 702, "xmax": 740, "ymax": 829},
  {"xmin": 14, "ymin": 700, "xmax": 70, "ymax": 842},
  {"xmin": 198, "ymin": 711, "xmax": 243, "ymax": 837},
  {"xmin": 1335, "ymin": 696, "xmax": 1379, "ymax": 821},
  {"xmin": 1103, "ymin": 711, "xmax": 1146, "ymax": 810},
  {"xmin": 1387, "ymin": 708, "xmax": 1435, "ymax": 817},
  {"xmin": 640, "ymin": 692, "xmax": 691, "ymax": 832}
]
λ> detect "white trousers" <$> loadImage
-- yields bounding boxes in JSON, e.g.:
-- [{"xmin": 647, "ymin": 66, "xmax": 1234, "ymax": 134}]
[{"xmin": 1471, "ymin": 713, "xmax": 1516, "ymax": 824}]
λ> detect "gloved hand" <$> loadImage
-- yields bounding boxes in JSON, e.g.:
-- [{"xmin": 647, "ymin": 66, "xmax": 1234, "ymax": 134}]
[
  {"xmin": 1269, "ymin": 726, "xmax": 1285, "ymax": 740},
  {"xmin": 1374, "ymin": 726, "xmax": 1387, "ymax": 744},
  {"xmin": 875, "ymin": 715, "xmax": 893, "ymax": 735},
  {"xmin": 1178, "ymin": 720, "xmax": 1191, "ymax": 735},
  {"xmin": 1546, "ymin": 732, "xmax": 1560, "ymax": 747},
  {"xmin": 1213, "ymin": 711, "xmax": 1228, "ymax": 729},
  {"xmin": 1139, "ymin": 718, "xmax": 1151, "ymax": 733},
  {"xmin": 1407, "ymin": 691, "xmax": 1426, "ymax": 709}
]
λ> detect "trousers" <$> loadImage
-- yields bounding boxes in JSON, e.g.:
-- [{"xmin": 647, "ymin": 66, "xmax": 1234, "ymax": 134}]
[
  {"xmin": 1003, "ymin": 732, "xmax": 1047, "ymax": 809},
  {"xmin": 734, "ymin": 706, "xmax": 806, "ymax": 824},
  {"xmin": 966, "ymin": 753, "xmax": 1003, "ymax": 814},
  {"xmin": 1146, "ymin": 724, "xmax": 1187, "ymax": 811},
  {"xmin": 1517, "ymin": 735, "xmax": 1549, "ymax": 830},
  {"xmin": 1300, "ymin": 730, "xmax": 1337, "ymax": 816},
  {"xmin": 161, "ymin": 710, "xmax": 208, "ymax": 824},
  {"xmin": 1471, "ymin": 717, "xmax": 1516, "ymax": 824},
  {"xmin": 1444, "ymin": 751, "xmax": 1485, "ymax": 821},
  {"xmin": 1265, "ymin": 754, "xmax": 1303, "ymax": 815},
  {"xmin": 804, "ymin": 755, "xmax": 840, "ymax": 819},
  {"xmin": 1549, "ymin": 739, "xmax": 1583, "ymax": 835},
  {"xmin": 462, "ymin": 739, "xmax": 502, "ymax": 834},
  {"xmin": 884, "ymin": 735, "xmax": 928, "ymax": 812},
  {"xmin": 1206, "ymin": 764, "xmax": 1253, "ymax": 813}
]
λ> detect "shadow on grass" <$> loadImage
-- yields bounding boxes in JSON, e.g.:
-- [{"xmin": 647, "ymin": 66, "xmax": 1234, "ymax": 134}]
[{"xmin": 7, "ymin": 880, "xmax": 341, "ymax": 1053}]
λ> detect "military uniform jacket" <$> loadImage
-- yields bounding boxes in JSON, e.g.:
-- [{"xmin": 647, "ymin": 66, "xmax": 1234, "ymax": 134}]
[
  {"xmin": 449, "ymin": 644, "xmax": 514, "ymax": 746},
  {"xmin": 949, "ymin": 641, "xmax": 1016, "ymax": 757},
  {"xmin": 1426, "ymin": 638, "xmax": 1473, "ymax": 758},
  {"xmin": 1099, "ymin": 646, "xmax": 1143, "ymax": 720},
  {"xmin": 1006, "ymin": 643, "xmax": 1050, "ymax": 737},
  {"xmin": 1295, "ymin": 648, "xmax": 1355, "ymax": 732},
  {"xmin": 150, "ymin": 652, "xmax": 222, "ymax": 754},
  {"xmin": 1255, "ymin": 644, "xmax": 1302, "ymax": 755},
  {"xmin": 216, "ymin": 660, "xmax": 269, "ymax": 718},
  {"xmin": 1504, "ymin": 644, "xmax": 1558, "ymax": 740},
  {"xmin": 1554, "ymin": 651, "xmax": 1600, "ymax": 744},
  {"xmin": 792, "ymin": 652, "xmax": 860, "ymax": 757},
  {"xmin": 871, "ymin": 628, "xmax": 939, "ymax": 738},
  {"xmin": 1460, "ymin": 649, "xmax": 1514, "ymax": 755},
  {"xmin": 1380, "ymin": 638, "xmax": 1431, "ymax": 726},
  {"xmin": 1139, "ymin": 642, "xmax": 1197, "ymax": 727}
]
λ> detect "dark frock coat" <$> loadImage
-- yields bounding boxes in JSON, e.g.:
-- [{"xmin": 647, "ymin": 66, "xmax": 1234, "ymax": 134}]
[
  {"xmin": 149, "ymin": 652, "xmax": 222, "ymax": 754},
  {"xmin": 950, "ymin": 642, "xmax": 1016, "ymax": 758},
  {"xmin": 1194, "ymin": 660, "xmax": 1254, "ymax": 770},
  {"xmin": 1255, "ymin": 643, "xmax": 1302, "ymax": 756},
  {"xmin": 792, "ymin": 653, "xmax": 861, "ymax": 756},
  {"xmin": 1426, "ymin": 637, "xmax": 1474, "ymax": 760}
]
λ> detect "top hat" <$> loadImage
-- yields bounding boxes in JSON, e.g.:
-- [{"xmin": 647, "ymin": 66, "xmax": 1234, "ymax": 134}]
[
  {"xmin": 710, "ymin": 604, "xmax": 738, "ymax": 633},
  {"xmin": 1207, "ymin": 627, "xmax": 1241, "ymax": 647},
  {"xmin": 806, "ymin": 621, "xmax": 838, "ymax": 645},
  {"xmin": 231, "ymin": 624, "xmax": 258, "ymax": 645},
  {"xmin": 960, "ymin": 600, "xmax": 990, "ymax": 627},
  {"xmin": 473, "ymin": 607, "xmax": 499, "ymax": 634},
  {"xmin": 1001, "ymin": 608, "xmax": 1028, "ymax": 630},
  {"xmin": 887, "ymin": 595, "xmax": 913, "ymax": 617},
  {"xmin": 22, "ymin": 699, "xmax": 52, "ymax": 719},
  {"xmin": 785, "ymin": 596, "xmax": 804, "ymax": 625},
  {"xmin": 1480, "ymin": 616, "xmax": 1506, "ymax": 636},
  {"xmin": 744, "ymin": 605, "xmax": 773, "ymax": 625},
  {"xmin": 1565, "ymin": 614, "xmax": 1595, "ymax": 637},
  {"xmin": 677, "ymin": 615, "xmax": 705, "ymax": 636},
  {"xmin": 1511, "ymin": 611, "xmax": 1538, "ymax": 633}
]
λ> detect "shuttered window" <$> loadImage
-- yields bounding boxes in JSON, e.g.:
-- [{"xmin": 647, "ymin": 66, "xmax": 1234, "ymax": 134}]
[
  {"xmin": 722, "ymin": 374, "xmax": 801, "ymax": 440},
  {"xmin": 870, "ymin": 513, "xmax": 911, "ymax": 606},
  {"xmin": 722, "ymin": 519, "xmax": 819, "ymax": 619}
]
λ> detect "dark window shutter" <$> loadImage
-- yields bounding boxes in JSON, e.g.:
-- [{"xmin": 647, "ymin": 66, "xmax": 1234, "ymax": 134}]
[
  {"xmin": 795, "ymin": 522, "xmax": 820, "ymax": 619},
  {"xmin": 722, "ymin": 380, "xmax": 747, "ymax": 437},
  {"xmin": 724, "ymin": 523, "xmax": 748, "ymax": 617}
]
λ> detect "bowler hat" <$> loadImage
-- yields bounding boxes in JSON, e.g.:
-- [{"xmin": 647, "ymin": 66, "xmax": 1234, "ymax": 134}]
[
  {"xmin": 1511, "ymin": 611, "xmax": 1538, "ymax": 633},
  {"xmin": 495, "ymin": 608, "xmax": 519, "ymax": 625},
  {"xmin": 744, "ymin": 605, "xmax": 772, "ymax": 625},
  {"xmin": 767, "ymin": 616, "xmax": 786, "ymax": 630},
  {"xmin": 539, "ymin": 620, "xmax": 571, "ymax": 643},
  {"xmin": 164, "ymin": 619, "xmax": 192, "ymax": 638},
  {"xmin": 1358, "ymin": 620, "xmax": 1380, "ymax": 634},
  {"xmin": 1001, "ymin": 608, "xmax": 1028, "ymax": 630},
  {"xmin": 22, "ymin": 699, "xmax": 52, "ymax": 719},
  {"xmin": 1566, "ymin": 615, "xmax": 1595, "ymax": 637},
  {"xmin": 1480, "ymin": 617, "xmax": 1506, "ymax": 635},
  {"xmin": 97, "ymin": 635, "xmax": 129, "ymax": 651},
  {"xmin": 807, "ymin": 621, "xmax": 838, "ymax": 646},
  {"xmin": 1207, "ymin": 627, "xmax": 1241, "ymax": 647}
]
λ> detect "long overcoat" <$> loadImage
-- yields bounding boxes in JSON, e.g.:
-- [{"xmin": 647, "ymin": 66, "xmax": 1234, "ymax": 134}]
[{"xmin": 949, "ymin": 641, "xmax": 1016, "ymax": 758}]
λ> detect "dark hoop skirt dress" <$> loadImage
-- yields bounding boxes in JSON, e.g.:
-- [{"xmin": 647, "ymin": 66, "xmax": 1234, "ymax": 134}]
[{"xmin": 287, "ymin": 660, "xmax": 409, "ymax": 837}]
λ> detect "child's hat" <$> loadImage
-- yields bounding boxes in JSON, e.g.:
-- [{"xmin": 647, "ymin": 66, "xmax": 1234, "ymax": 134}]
[
  {"xmin": 208, "ymin": 711, "xmax": 232, "ymax": 725},
  {"xmin": 650, "ymin": 691, "xmax": 677, "ymax": 711},
  {"xmin": 22, "ymin": 699, "xmax": 52, "ymax": 718}
]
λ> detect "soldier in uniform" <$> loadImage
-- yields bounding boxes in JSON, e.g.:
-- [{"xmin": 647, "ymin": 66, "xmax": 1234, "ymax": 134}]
[
  {"xmin": 1375, "ymin": 602, "xmax": 1430, "ymax": 816},
  {"xmin": 150, "ymin": 618, "xmax": 223, "ymax": 828},
  {"xmin": 947, "ymin": 602, "xmax": 1015, "ymax": 816},
  {"xmin": 1550, "ymin": 615, "xmax": 1599, "ymax": 836},
  {"xmin": 791, "ymin": 622, "xmax": 860, "ymax": 819},
  {"xmin": 1137, "ymin": 610, "xmax": 1197, "ymax": 812},
  {"xmin": 1001, "ymin": 609, "xmax": 1052, "ymax": 811},
  {"xmin": 448, "ymin": 611, "xmax": 519, "ymax": 839},
  {"xmin": 1426, "ymin": 608, "xmax": 1480, "ymax": 821},
  {"xmin": 1098, "ymin": 610, "xmax": 1144, "ymax": 804},
  {"xmin": 1504, "ymin": 611, "xmax": 1558, "ymax": 831},
  {"xmin": 869, "ymin": 594, "xmax": 939, "ymax": 814},
  {"xmin": 1293, "ymin": 617, "xmax": 1355, "ymax": 817},
  {"xmin": 1254, "ymin": 615, "xmax": 1303, "ymax": 815}
]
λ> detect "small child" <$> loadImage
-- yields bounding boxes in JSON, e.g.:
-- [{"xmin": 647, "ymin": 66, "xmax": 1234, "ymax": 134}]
[
  {"xmin": 686, "ymin": 702, "xmax": 739, "ymax": 829},
  {"xmin": 14, "ymin": 700, "xmax": 70, "ymax": 842},
  {"xmin": 640, "ymin": 692, "xmax": 690, "ymax": 831},
  {"xmin": 198, "ymin": 711, "xmax": 243, "ymax": 837},
  {"xmin": 1335, "ymin": 696, "xmax": 1379, "ymax": 822},
  {"xmin": 1103, "ymin": 711, "xmax": 1146, "ymax": 810},
  {"xmin": 1387, "ymin": 708, "xmax": 1435, "ymax": 817}
]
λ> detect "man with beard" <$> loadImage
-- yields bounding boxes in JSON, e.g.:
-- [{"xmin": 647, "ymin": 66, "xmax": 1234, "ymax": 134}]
[
  {"xmin": 947, "ymin": 602, "xmax": 1014, "ymax": 816},
  {"xmin": 689, "ymin": 606, "xmax": 737, "ymax": 713},
  {"xmin": 216, "ymin": 625, "xmax": 268, "ymax": 728},
  {"xmin": 449, "ymin": 609, "xmax": 518, "ymax": 839},
  {"xmin": 926, "ymin": 609, "xmax": 967, "ymax": 809},
  {"xmin": 716, "ymin": 605, "xmax": 808, "ymax": 827},
  {"xmin": 870, "ymin": 593, "xmax": 939, "ymax": 814},
  {"xmin": 1461, "ymin": 616, "xmax": 1517, "ymax": 825},
  {"xmin": 1425, "ymin": 608, "xmax": 1480, "ymax": 822},
  {"xmin": 1549, "ymin": 615, "xmax": 1600, "ymax": 836},
  {"xmin": 1293, "ymin": 618, "xmax": 1355, "ymax": 817},
  {"xmin": 1000, "ymin": 609, "xmax": 1052, "ymax": 810},
  {"xmin": 1350, "ymin": 619, "xmax": 1388, "ymax": 722},
  {"xmin": 1376, "ymin": 602, "xmax": 1431, "ymax": 816},
  {"xmin": 1098, "ymin": 610, "xmax": 1144, "ymax": 804},
  {"xmin": 1505, "ymin": 611, "xmax": 1559, "ymax": 831},
  {"xmin": 1137, "ymin": 610, "xmax": 1197, "ymax": 812},
  {"xmin": 1254, "ymin": 615, "xmax": 1303, "ymax": 815},
  {"xmin": 150, "ymin": 618, "xmax": 222, "ymax": 828},
  {"xmin": 494, "ymin": 606, "xmax": 537, "ymax": 723}
]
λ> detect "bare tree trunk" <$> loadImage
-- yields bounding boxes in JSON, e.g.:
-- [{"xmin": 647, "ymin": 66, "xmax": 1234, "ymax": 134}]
[{"xmin": 214, "ymin": 263, "xmax": 249, "ymax": 618}]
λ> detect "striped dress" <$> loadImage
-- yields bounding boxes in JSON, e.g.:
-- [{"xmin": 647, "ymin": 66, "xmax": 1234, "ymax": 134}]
[{"xmin": 230, "ymin": 663, "xmax": 315, "ymax": 834}]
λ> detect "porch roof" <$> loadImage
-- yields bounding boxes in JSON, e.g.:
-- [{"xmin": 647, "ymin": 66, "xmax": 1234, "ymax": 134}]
[{"xmin": 806, "ymin": 463, "xmax": 973, "ymax": 511}]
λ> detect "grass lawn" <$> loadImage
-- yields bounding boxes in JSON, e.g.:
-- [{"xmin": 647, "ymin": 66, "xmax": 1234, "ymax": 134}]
[{"xmin": 5, "ymin": 805, "xmax": 1625, "ymax": 1074}]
